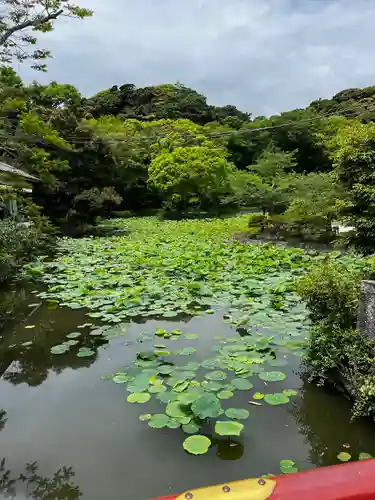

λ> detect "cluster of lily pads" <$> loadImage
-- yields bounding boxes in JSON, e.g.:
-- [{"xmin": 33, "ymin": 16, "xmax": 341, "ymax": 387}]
[
  {"xmin": 111, "ymin": 327, "xmax": 299, "ymax": 454},
  {"xmin": 49, "ymin": 323, "xmax": 127, "ymax": 357},
  {"xmin": 26, "ymin": 217, "xmax": 313, "ymax": 325}
]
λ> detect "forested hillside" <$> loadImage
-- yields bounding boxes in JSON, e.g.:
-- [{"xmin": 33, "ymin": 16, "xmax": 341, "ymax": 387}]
[{"xmin": 2, "ymin": 66, "xmax": 375, "ymax": 248}]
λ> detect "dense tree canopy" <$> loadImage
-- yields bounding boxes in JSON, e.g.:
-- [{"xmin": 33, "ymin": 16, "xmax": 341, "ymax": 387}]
[{"xmin": 2, "ymin": 65, "xmax": 375, "ymax": 246}]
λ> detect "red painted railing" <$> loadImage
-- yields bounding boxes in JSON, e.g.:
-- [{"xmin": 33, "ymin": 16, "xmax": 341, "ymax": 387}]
[{"xmin": 151, "ymin": 459, "xmax": 375, "ymax": 500}]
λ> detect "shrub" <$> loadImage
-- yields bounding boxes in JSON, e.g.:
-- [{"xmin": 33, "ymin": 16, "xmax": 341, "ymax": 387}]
[
  {"xmin": 297, "ymin": 260, "xmax": 364, "ymax": 329},
  {"xmin": 297, "ymin": 258, "xmax": 375, "ymax": 418},
  {"xmin": 0, "ymin": 218, "xmax": 54, "ymax": 283}
]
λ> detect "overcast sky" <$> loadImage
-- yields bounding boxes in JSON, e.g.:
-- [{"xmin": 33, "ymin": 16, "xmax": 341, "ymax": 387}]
[{"xmin": 16, "ymin": 0, "xmax": 375, "ymax": 116}]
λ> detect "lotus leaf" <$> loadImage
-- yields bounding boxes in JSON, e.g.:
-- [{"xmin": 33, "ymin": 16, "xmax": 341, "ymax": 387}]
[
  {"xmin": 166, "ymin": 402, "xmax": 190, "ymax": 419},
  {"xmin": 359, "ymin": 452, "xmax": 372, "ymax": 460},
  {"xmin": 215, "ymin": 421, "xmax": 244, "ymax": 437},
  {"xmin": 177, "ymin": 347, "xmax": 196, "ymax": 356},
  {"xmin": 283, "ymin": 389, "xmax": 297, "ymax": 397},
  {"xmin": 264, "ymin": 393, "xmax": 290, "ymax": 405},
  {"xmin": 217, "ymin": 391, "xmax": 234, "ymax": 400},
  {"xmin": 280, "ymin": 460, "xmax": 298, "ymax": 474},
  {"xmin": 191, "ymin": 394, "xmax": 222, "ymax": 419},
  {"xmin": 127, "ymin": 393, "xmax": 151, "ymax": 404},
  {"xmin": 148, "ymin": 414, "xmax": 170, "ymax": 428},
  {"xmin": 182, "ymin": 422, "xmax": 201, "ymax": 434},
  {"xmin": 205, "ymin": 371, "xmax": 227, "ymax": 381},
  {"xmin": 225, "ymin": 408, "xmax": 249, "ymax": 420},
  {"xmin": 337, "ymin": 452, "xmax": 351, "ymax": 462},
  {"xmin": 259, "ymin": 371, "xmax": 286, "ymax": 382},
  {"xmin": 66, "ymin": 332, "xmax": 81, "ymax": 339},
  {"xmin": 231, "ymin": 379, "xmax": 253, "ymax": 390},
  {"xmin": 50, "ymin": 344, "xmax": 69, "ymax": 355},
  {"xmin": 183, "ymin": 435, "xmax": 211, "ymax": 455}
]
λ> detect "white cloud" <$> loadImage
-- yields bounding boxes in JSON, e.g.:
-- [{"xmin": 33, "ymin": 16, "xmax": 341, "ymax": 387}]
[{"xmin": 16, "ymin": 0, "xmax": 375, "ymax": 115}]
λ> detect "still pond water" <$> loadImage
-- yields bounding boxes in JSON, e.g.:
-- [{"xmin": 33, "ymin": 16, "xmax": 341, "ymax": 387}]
[{"xmin": 1, "ymin": 288, "xmax": 375, "ymax": 500}]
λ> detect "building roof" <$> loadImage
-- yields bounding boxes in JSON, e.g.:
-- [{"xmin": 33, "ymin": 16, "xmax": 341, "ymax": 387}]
[{"xmin": 0, "ymin": 161, "xmax": 38, "ymax": 181}]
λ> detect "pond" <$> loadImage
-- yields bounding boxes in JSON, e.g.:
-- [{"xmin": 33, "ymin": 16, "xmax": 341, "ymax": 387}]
[{"xmin": 0, "ymin": 216, "xmax": 374, "ymax": 500}]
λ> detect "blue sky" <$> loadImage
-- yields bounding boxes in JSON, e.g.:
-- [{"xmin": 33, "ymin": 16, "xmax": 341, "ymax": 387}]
[{"xmin": 17, "ymin": 0, "xmax": 375, "ymax": 116}]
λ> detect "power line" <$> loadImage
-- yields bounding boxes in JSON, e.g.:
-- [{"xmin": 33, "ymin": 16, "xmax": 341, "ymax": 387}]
[{"xmin": 0, "ymin": 104, "xmax": 367, "ymax": 146}]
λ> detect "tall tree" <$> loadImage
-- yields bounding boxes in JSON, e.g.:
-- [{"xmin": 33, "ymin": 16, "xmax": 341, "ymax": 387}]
[
  {"xmin": 0, "ymin": 0, "xmax": 92, "ymax": 70},
  {"xmin": 334, "ymin": 121, "xmax": 375, "ymax": 251}
]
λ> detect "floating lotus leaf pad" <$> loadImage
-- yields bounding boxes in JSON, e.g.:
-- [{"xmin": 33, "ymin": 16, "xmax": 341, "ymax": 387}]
[
  {"xmin": 217, "ymin": 390, "xmax": 234, "ymax": 400},
  {"xmin": 191, "ymin": 394, "xmax": 222, "ymax": 419},
  {"xmin": 177, "ymin": 347, "xmax": 197, "ymax": 356},
  {"xmin": 112, "ymin": 374, "xmax": 129, "ymax": 384},
  {"xmin": 156, "ymin": 391, "xmax": 178, "ymax": 404},
  {"xmin": 280, "ymin": 460, "xmax": 298, "ymax": 474},
  {"xmin": 215, "ymin": 421, "xmax": 244, "ymax": 437},
  {"xmin": 182, "ymin": 422, "xmax": 200, "ymax": 434},
  {"xmin": 259, "ymin": 371, "xmax": 286, "ymax": 382},
  {"xmin": 157, "ymin": 365, "xmax": 174, "ymax": 375},
  {"xmin": 167, "ymin": 418, "xmax": 181, "ymax": 429},
  {"xmin": 127, "ymin": 393, "xmax": 151, "ymax": 404},
  {"xmin": 337, "ymin": 452, "xmax": 351, "ymax": 462},
  {"xmin": 201, "ymin": 381, "xmax": 225, "ymax": 392},
  {"xmin": 50, "ymin": 344, "xmax": 69, "ymax": 355},
  {"xmin": 205, "ymin": 371, "xmax": 227, "ymax": 381},
  {"xmin": 231, "ymin": 378, "xmax": 254, "ymax": 390},
  {"xmin": 139, "ymin": 414, "xmax": 152, "ymax": 422},
  {"xmin": 283, "ymin": 389, "xmax": 298, "ymax": 397},
  {"xmin": 148, "ymin": 385, "xmax": 166, "ymax": 394},
  {"xmin": 183, "ymin": 435, "xmax": 211, "ymax": 455},
  {"xmin": 264, "ymin": 393, "xmax": 290, "ymax": 405},
  {"xmin": 166, "ymin": 402, "xmax": 190, "ymax": 418},
  {"xmin": 66, "ymin": 332, "xmax": 81, "ymax": 339},
  {"xmin": 148, "ymin": 414, "xmax": 170, "ymax": 428},
  {"xmin": 359, "ymin": 452, "xmax": 372, "ymax": 460},
  {"xmin": 177, "ymin": 390, "xmax": 204, "ymax": 405},
  {"xmin": 225, "ymin": 408, "xmax": 250, "ymax": 420},
  {"xmin": 76, "ymin": 348, "xmax": 95, "ymax": 358}
]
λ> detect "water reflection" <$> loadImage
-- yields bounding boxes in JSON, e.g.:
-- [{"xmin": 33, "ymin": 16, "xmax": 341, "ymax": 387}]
[
  {"xmin": 215, "ymin": 438, "xmax": 244, "ymax": 461},
  {"xmin": 0, "ymin": 461, "xmax": 81, "ymax": 499},
  {"xmin": 0, "ymin": 300, "xmax": 98, "ymax": 387},
  {"xmin": 293, "ymin": 380, "xmax": 375, "ymax": 466}
]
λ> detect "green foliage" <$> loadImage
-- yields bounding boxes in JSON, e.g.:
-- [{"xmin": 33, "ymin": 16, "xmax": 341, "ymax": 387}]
[
  {"xmin": 70, "ymin": 186, "xmax": 122, "ymax": 225},
  {"xmin": 309, "ymin": 85, "xmax": 375, "ymax": 122},
  {"xmin": 281, "ymin": 173, "xmax": 346, "ymax": 241},
  {"xmin": 183, "ymin": 435, "xmax": 211, "ymax": 455},
  {"xmin": 0, "ymin": 0, "xmax": 92, "ymax": 71},
  {"xmin": 298, "ymin": 257, "xmax": 375, "ymax": 419},
  {"xmin": 83, "ymin": 82, "xmax": 250, "ymax": 126},
  {"xmin": 149, "ymin": 146, "xmax": 235, "ymax": 212},
  {"xmin": 233, "ymin": 150, "xmax": 297, "ymax": 215},
  {"xmin": 0, "ymin": 216, "xmax": 54, "ymax": 282},
  {"xmin": 334, "ymin": 121, "xmax": 375, "ymax": 251},
  {"xmin": 297, "ymin": 260, "xmax": 365, "ymax": 329}
]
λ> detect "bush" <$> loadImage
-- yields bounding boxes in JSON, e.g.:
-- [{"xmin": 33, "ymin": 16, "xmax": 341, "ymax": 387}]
[
  {"xmin": 297, "ymin": 260, "xmax": 364, "ymax": 329},
  {"xmin": 0, "ymin": 218, "xmax": 54, "ymax": 283},
  {"xmin": 297, "ymin": 258, "xmax": 375, "ymax": 418}
]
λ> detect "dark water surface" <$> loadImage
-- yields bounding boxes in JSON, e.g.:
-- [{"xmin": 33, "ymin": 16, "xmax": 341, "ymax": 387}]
[{"xmin": 1, "ymin": 288, "xmax": 375, "ymax": 500}]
